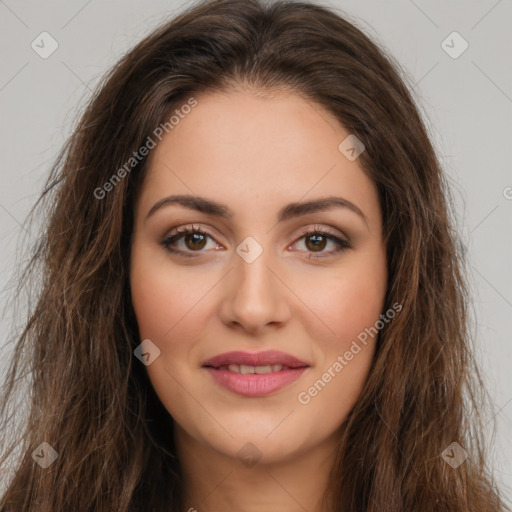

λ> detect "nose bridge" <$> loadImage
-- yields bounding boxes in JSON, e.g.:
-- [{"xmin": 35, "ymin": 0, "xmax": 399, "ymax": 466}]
[
  {"xmin": 222, "ymin": 234, "xmax": 287, "ymax": 330},
  {"xmin": 234, "ymin": 235, "xmax": 276, "ymax": 301}
]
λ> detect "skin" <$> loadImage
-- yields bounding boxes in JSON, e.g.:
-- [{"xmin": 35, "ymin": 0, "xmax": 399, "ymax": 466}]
[{"xmin": 130, "ymin": 87, "xmax": 387, "ymax": 512}]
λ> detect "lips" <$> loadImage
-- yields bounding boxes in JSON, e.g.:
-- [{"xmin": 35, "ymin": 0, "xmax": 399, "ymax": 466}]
[
  {"xmin": 202, "ymin": 350, "xmax": 310, "ymax": 397},
  {"xmin": 202, "ymin": 350, "xmax": 310, "ymax": 369}
]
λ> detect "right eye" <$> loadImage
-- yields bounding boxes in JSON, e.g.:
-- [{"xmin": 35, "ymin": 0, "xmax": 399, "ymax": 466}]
[{"xmin": 160, "ymin": 225, "xmax": 221, "ymax": 257}]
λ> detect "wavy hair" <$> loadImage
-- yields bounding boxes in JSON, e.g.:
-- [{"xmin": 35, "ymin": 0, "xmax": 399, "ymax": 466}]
[{"xmin": 1, "ymin": 0, "xmax": 509, "ymax": 510}]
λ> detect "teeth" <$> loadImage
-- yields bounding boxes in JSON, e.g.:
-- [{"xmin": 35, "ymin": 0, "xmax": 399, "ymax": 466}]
[
  {"xmin": 240, "ymin": 364, "xmax": 254, "ymax": 374},
  {"xmin": 219, "ymin": 364, "xmax": 288, "ymax": 374},
  {"xmin": 255, "ymin": 365, "xmax": 273, "ymax": 374}
]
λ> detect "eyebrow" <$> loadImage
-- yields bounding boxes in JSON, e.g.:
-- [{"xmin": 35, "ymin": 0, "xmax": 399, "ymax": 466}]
[{"xmin": 145, "ymin": 194, "xmax": 368, "ymax": 227}]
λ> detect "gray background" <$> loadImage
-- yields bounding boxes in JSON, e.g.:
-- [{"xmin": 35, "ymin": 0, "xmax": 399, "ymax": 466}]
[{"xmin": 1, "ymin": 0, "xmax": 511, "ymax": 498}]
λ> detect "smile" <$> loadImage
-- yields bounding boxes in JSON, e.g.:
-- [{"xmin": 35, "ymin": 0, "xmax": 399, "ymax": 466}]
[
  {"xmin": 216, "ymin": 364, "xmax": 290, "ymax": 374},
  {"xmin": 202, "ymin": 350, "xmax": 311, "ymax": 397}
]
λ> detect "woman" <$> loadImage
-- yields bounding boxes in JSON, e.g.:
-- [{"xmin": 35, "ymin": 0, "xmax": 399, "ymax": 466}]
[{"xmin": 0, "ymin": 0, "xmax": 509, "ymax": 510}]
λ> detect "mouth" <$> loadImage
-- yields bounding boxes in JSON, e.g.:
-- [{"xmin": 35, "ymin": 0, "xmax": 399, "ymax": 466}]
[
  {"xmin": 211, "ymin": 363, "xmax": 299, "ymax": 374},
  {"xmin": 202, "ymin": 350, "xmax": 310, "ymax": 397}
]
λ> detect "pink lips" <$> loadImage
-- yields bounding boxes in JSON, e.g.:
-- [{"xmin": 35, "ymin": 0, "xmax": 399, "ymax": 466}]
[{"xmin": 202, "ymin": 350, "xmax": 310, "ymax": 397}]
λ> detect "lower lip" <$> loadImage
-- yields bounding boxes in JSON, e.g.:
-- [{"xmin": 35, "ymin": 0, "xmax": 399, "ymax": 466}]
[{"xmin": 204, "ymin": 367, "xmax": 308, "ymax": 397}]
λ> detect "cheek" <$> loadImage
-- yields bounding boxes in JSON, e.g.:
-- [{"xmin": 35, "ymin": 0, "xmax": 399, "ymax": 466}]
[
  {"xmin": 294, "ymin": 251, "xmax": 386, "ymax": 410},
  {"xmin": 129, "ymin": 251, "xmax": 211, "ymax": 427},
  {"xmin": 294, "ymin": 272, "xmax": 385, "ymax": 433},
  {"xmin": 130, "ymin": 247, "xmax": 214, "ymax": 341},
  {"xmin": 298, "ymin": 250, "xmax": 387, "ymax": 348}
]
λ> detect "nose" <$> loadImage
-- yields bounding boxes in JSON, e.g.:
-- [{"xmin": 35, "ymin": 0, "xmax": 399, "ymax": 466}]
[{"xmin": 218, "ymin": 246, "xmax": 291, "ymax": 335}]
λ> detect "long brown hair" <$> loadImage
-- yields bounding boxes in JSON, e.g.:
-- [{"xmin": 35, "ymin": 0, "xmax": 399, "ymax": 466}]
[{"xmin": 1, "ymin": 0, "xmax": 509, "ymax": 510}]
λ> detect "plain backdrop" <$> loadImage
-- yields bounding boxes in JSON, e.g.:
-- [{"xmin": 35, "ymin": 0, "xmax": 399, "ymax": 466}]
[{"xmin": 0, "ymin": 0, "xmax": 511, "ymax": 500}]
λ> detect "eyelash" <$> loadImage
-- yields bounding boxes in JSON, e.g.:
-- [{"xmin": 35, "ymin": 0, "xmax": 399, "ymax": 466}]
[{"xmin": 160, "ymin": 224, "xmax": 351, "ymax": 259}]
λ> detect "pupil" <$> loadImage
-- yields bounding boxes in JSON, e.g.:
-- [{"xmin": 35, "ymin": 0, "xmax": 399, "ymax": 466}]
[
  {"xmin": 187, "ymin": 233, "xmax": 206, "ymax": 250},
  {"xmin": 307, "ymin": 234, "xmax": 325, "ymax": 251}
]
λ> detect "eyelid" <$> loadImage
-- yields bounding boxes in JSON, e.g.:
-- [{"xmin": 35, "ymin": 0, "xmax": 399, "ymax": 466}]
[
  {"xmin": 293, "ymin": 224, "xmax": 349, "ymax": 243},
  {"xmin": 169, "ymin": 223, "xmax": 223, "ymax": 242},
  {"xmin": 164, "ymin": 223, "xmax": 221, "ymax": 246}
]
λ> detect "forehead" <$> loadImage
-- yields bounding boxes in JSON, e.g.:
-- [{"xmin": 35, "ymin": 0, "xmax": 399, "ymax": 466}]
[{"xmin": 137, "ymin": 89, "xmax": 379, "ymax": 225}]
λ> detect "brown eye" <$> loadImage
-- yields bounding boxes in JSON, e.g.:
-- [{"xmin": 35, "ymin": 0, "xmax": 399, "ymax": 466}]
[
  {"xmin": 161, "ymin": 227, "xmax": 217, "ymax": 257},
  {"xmin": 305, "ymin": 233, "xmax": 328, "ymax": 252},
  {"xmin": 292, "ymin": 228, "xmax": 351, "ymax": 259},
  {"xmin": 183, "ymin": 232, "xmax": 208, "ymax": 251}
]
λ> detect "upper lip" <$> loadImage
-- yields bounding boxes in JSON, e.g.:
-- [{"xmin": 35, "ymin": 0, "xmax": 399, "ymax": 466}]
[{"xmin": 202, "ymin": 350, "xmax": 310, "ymax": 369}]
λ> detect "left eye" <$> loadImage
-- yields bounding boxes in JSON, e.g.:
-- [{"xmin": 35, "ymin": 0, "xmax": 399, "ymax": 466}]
[
  {"xmin": 161, "ymin": 225, "xmax": 351, "ymax": 259},
  {"xmin": 293, "ymin": 230, "xmax": 350, "ymax": 257}
]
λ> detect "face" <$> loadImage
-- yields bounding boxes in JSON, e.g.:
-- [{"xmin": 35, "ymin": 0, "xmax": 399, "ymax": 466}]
[{"xmin": 130, "ymin": 88, "xmax": 387, "ymax": 466}]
